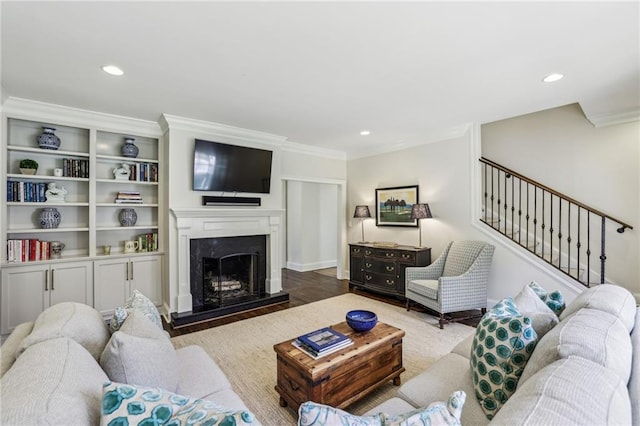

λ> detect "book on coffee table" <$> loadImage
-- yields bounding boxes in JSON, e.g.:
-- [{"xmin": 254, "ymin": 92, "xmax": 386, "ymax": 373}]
[
  {"xmin": 297, "ymin": 327, "xmax": 350, "ymax": 352},
  {"xmin": 292, "ymin": 339, "xmax": 354, "ymax": 359}
]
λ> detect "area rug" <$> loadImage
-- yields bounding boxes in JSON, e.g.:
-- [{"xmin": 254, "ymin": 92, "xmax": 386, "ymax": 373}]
[{"xmin": 171, "ymin": 293, "xmax": 475, "ymax": 425}]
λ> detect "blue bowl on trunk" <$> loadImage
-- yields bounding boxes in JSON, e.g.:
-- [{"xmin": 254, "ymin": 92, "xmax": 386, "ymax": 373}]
[{"xmin": 346, "ymin": 310, "xmax": 378, "ymax": 332}]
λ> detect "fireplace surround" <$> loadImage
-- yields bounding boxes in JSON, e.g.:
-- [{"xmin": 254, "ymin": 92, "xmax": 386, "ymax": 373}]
[{"xmin": 170, "ymin": 208, "xmax": 289, "ymax": 326}]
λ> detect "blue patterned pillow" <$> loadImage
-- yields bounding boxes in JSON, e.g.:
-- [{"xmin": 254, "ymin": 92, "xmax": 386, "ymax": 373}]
[
  {"xmin": 470, "ymin": 298, "xmax": 538, "ymax": 420},
  {"xmin": 109, "ymin": 290, "xmax": 162, "ymax": 333},
  {"xmin": 101, "ymin": 381, "xmax": 255, "ymax": 425},
  {"xmin": 298, "ymin": 402, "xmax": 382, "ymax": 426},
  {"xmin": 297, "ymin": 391, "xmax": 466, "ymax": 426},
  {"xmin": 529, "ymin": 281, "xmax": 565, "ymax": 316}
]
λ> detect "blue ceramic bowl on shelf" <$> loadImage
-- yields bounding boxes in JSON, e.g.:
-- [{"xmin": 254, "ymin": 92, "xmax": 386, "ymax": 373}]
[{"xmin": 346, "ymin": 310, "xmax": 378, "ymax": 332}]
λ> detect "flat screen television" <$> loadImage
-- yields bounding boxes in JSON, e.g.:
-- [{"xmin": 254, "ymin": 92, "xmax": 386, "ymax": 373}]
[{"xmin": 192, "ymin": 139, "xmax": 273, "ymax": 194}]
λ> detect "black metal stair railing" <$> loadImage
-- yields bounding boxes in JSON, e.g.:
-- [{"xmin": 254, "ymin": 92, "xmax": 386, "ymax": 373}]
[{"xmin": 480, "ymin": 157, "xmax": 633, "ymax": 287}]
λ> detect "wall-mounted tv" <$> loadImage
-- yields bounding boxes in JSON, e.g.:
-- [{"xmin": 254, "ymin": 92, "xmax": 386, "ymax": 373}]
[{"xmin": 192, "ymin": 139, "xmax": 273, "ymax": 194}]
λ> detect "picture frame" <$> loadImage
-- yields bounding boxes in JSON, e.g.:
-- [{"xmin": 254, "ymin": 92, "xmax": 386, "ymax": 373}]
[{"xmin": 375, "ymin": 185, "xmax": 419, "ymax": 227}]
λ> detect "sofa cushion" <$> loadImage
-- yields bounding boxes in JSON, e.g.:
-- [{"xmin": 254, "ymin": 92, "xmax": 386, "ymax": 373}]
[
  {"xmin": 490, "ymin": 356, "xmax": 632, "ymax": 426},
  {"xmin": 397, "ymin": 353, "xmax": 489, "ymax": 426},
  {"xmin": 560, "ymin": 284, "xmax": 636, "ymax": 332},
  {"xmin": 519, "ymin": 307, "xmax": 632, "ymax": 385},
  {"xmin": 109, "ymin": 289, "xmax": 162, "ymax": 333},
  {"xmin": 175, "ymin": 344, "xmax": 233, "ymax": 399},
  {"xmin": 0, "ymin": 321, "xmax": 33, "ymax": 377},
  {"xmin": 470, "ymin": 298, "xmax": 538, "ymax": 420},
  {"xmin": 100, "ymin": 311, "xmax": 179, "ymax": 391},
  {"xmin": 628, "ymin": 307, "xmax": 640, "ymax": 424},
  {"xmin": 451, "ymin": 334, "xmax": 474, "ymax": 359},
  {"xmin": 17, "ymin": 302, "xmax": 110, "ymax": 360},
  {"xmin": 406, "ymin": 279, "xmax": 439, "ymax": 300},
  {"xmin": 101, "ymin": 381, "xmax": 257, "ymax": 425},
  {"xmin": 1, "ymin": 337, "xmax": 108, "ymax": 425},
  {"xmin": 514, "ymin": 284, "xmax": 559, "ymax": 338},
  {"xmin": 442, "ymin": 241, "xmax": 485, "ymax": 277}
]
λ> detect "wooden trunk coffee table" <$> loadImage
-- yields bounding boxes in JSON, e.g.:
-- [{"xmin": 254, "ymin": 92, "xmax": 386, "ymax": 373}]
[{"xmin": 273, "ymin": 321, "xmax": 405, "ymax": 411}]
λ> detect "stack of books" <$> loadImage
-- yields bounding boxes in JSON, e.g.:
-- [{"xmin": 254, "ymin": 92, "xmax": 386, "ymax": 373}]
[
  {"xmin": 115, "ymin": 191, "xmax": 143, "ymax": 204},
  {"xmin": 7, "ymin": 239, "xmax": 50, "ymax": 262},
  {"xmin": 293, "ymin": 327, "xmax": 354, "ymax": 359}
]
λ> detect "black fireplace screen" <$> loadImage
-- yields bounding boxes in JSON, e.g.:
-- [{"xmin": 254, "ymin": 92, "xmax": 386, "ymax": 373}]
[{"xmin": 202, "ymin": 253, "xmax": 258, "ymax": 307}]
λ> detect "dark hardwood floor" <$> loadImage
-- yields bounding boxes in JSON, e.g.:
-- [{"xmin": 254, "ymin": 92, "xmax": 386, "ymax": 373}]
[{"xmin": 166, "ymin": 268, "xmax": 479, "ymax": 337}]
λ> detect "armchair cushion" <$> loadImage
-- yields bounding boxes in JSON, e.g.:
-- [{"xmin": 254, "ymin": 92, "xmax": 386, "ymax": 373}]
[
  {"xmin": 407, "ymin": 279, "xmax": 439, "ymax": 300},
  {"xmin": 442, "ymin": 241, "xmax": 487, "ymax": 277}
]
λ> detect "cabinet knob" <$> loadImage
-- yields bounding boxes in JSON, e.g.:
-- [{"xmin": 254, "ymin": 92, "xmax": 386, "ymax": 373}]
[
  {"xmin": 364, "ymin": 250, "xmax": 372, "ymax": 256},
  {"xmin": 386, "ymin": 266, "xmax": 395, "ymax": 272},
  {"xmin": 365, "ymin": 274, "xmax": 372, "ymax": 281},
  {"xmin": 365, "ymin": 263, "xmax": 372, "ymax": 268},
  {"xmin": 385, "ymin": 279, "xmax": 395, "ymax": 285},
  {"xmin": 385, "ymin": 253, "xmax": 395, "ymax": 258}
]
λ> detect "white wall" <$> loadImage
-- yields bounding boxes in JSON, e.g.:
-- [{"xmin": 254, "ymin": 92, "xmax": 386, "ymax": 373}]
[
  {"xmin": 346, "ymin": 128, "xmax": 591, "ymax": 305},
  {"xmin": 482, "ymin": 104, "xmax": 639, "ymax": 299},
  {"xmin": 286, "ymin": 181, "xmax": 338, "ymax": 271}
]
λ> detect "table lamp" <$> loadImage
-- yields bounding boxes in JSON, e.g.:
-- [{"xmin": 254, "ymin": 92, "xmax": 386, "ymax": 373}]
[
  {"xmin": 410, "ymin": 203, "xmax": 432, "ymax": 248},
  {"xmin": 353, "ymin": 205, "xmax": 372, "ymax": 243}
]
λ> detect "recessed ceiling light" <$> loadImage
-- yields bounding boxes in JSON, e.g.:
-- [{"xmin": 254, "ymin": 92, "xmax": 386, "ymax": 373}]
[
  {"xmin": 543, "ymin": 73, "xmax": 564, "ymax": 83},
  {"xmin": 102, "ymin": 65, "xmax": 124, "ymax": 76},
  {"xmin": 360, "ymin": 130, "xmax": 371, "ymax": 136}
]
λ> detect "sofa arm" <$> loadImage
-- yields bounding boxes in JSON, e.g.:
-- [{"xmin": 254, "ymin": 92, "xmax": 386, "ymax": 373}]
[{"xmin": 0, "ymin": 321, "xmax": 34, "ymax": 378}]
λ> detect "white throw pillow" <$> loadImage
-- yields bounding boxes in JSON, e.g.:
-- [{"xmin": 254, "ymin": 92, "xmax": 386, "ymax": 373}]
[{"xmin": 514, "ymin": 283, "xmax": 559, "ymax": 338}]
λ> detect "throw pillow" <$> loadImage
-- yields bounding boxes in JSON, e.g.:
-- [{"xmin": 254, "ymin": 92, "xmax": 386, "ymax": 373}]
[
  {"xmin": 298, "ymin": 402, "xmax": 383, "ymax": 426},
  {"xmin": 297, "ymin": 391, "xmax": 466, "ymax": 426},
  {"xmin": 528, "ymin": 281, "xmax": 566, "ymax": 316},
  {"xmin": 513, "ymin": 283, "xmax": 559, "ymax": 338},
  {"xmin": 101, "ymin": 381, "xmax": 256, "ymax": 425},
  {"xmin": 109, "ymin": 290, "xmax": 162, "ymax": 333},
  {"xmin": 470, "ymin": 298, "xmax": 538, "ymax": 420},
  {"xmin": 382, "ymin": 391, "xmax": 466, "ymax": 426},
  {"xmin": 100, "ymin": 312, "xmax": 179, "ymax": 392}
]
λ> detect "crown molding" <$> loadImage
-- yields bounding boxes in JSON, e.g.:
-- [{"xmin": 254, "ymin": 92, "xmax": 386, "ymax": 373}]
[
  {"xmin": 586, "ymin": 106, "xmax": 640, "ymax": 128},
  {"xmin": 347, "ymin": 123, "xmax": 471, "ymax": 160},
  {"xmin": 2, "ymin": 97, "xmax": 162, "ymax": 137}
]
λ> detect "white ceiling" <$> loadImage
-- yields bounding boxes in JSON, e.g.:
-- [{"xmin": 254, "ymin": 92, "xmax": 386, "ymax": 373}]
[{"xmin": 2, "ymin": 1, "xmax": 639, "ymax": 158}]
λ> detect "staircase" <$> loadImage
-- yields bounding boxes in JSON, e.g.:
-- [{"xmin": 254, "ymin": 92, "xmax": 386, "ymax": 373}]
[{"xmin": 479, "ymin": 157, "xmax": 633, "ymax": 287}]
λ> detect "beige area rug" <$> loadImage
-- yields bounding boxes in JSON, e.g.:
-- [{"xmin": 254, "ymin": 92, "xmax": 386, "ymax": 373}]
[{"xmin": 171, "ymin": 293, "xmax": 475, "ymax": 425}]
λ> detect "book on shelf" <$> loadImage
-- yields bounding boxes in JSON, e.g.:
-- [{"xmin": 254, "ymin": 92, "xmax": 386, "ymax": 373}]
[
  {"xmin": 115, "ymin": 199, "xmax": 144, "ymax": 204},
  {"xmin": 292, "ymin": 339, "xmax": 354, "ymax": 359},
  {"xmin": 7, "ymin": 239, "xmax": 50, "ymax": 262},
  {"xmin": 297, "ymin": 327, "xmax": 351, "ymax": 352}
]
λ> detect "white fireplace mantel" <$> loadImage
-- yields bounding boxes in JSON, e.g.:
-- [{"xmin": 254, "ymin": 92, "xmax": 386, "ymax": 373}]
[{"xmin": 170, "ymin": 208, "xmax": 284, "ymax": 314}]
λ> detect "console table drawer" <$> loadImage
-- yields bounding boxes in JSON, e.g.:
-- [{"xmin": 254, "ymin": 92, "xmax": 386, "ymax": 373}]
[
  {"xmin": 364, "ymin": 259, "xmax": 396, "ymax": 275},
  {"xmin": 363, "ymin": 248, "xmax": 396, "ymax": 259},
  {"xmin": 364, "ymin": 272, "xmax": 397, "ymax": 289},
  {"xmin": 397, "ymin": 251, "xmax": 416, "ymax": 263}
]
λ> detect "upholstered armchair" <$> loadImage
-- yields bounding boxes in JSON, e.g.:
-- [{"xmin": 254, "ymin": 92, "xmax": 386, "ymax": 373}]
[{"xmin": 405, "ymin": 240, "xmax": 495, "ymax": 328}]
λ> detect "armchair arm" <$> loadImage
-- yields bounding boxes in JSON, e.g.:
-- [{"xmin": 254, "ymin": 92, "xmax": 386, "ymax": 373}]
[{"xmin": 405, "ymin": 242, "xmax": 452, "ymax": 283}]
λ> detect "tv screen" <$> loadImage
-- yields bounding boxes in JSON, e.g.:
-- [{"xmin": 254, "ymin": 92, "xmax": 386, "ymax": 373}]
[{"xmin": 193, "ymin": 139, "xmax": 273, "ymax": 194}]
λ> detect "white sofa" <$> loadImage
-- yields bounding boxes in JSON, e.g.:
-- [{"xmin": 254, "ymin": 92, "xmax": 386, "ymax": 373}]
[
  {"xmin": 368, "ymin": 284, "xmax": 640, "ymax": 425},
  {"xmin": 0, "ymin": 302, "xmax": 259, "ymax": 425}
]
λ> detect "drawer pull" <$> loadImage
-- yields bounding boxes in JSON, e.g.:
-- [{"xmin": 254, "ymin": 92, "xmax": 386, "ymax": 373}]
[
  {"xmin": 385, "ymin": 253, "xmax": 395, "ymax": 258},
  {"xmin": 353, "ymin": 248, "xmax": 361, "ymax": 254},
  {"xmin": 365, "ymin": 274, "xmax": 372, "ymax": 281},
  {"xmin": 386, "ymin": 279, "xmax": 395, "ymax": 285},
  {"xmin": 365, "ymin": 250, "xmax": 372, "ymax": 256},
  {"xmin": 365, "ymin": 263, "xmax": 372, "ymax": 268},
  {"xmin": 287, "ymin": 378, "xmax": 300, "ymax": 391},
  {"xmin": 402, "ymin": 254, "xmax": 411, "ymax": 259},
  {"xmin": 385, "ymin": 266, "xmax": 395, "ymax": 272}
]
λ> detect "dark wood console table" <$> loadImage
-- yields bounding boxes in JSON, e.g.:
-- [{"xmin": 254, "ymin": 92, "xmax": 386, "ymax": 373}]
[{"xmin": 349, "ymin": 243, "xmax": 431, "ymax": 298}]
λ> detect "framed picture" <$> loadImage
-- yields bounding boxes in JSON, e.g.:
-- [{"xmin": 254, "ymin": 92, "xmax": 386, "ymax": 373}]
[{"xmin": 375, "ymin": 185, "xmax": 419, "ymax": 227}]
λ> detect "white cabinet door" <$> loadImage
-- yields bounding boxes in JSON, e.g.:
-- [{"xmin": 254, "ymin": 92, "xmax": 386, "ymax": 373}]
[
  {"xmin": 1, "ymin": 260, "xmax": 94, "ymax": 334},
  {"xmin": 1, "ymin": 264, "xmax": 48, "ymax": 334},
  {"xmin": 49, "ymin": 261, "xmax": 93, "ymax": 307},
  {"xmin": 130, "ymin": 255, "xmax": 162, "ymax": 306},
  {"xmin": 93, "ymin": 257, "xmax": 129, "ymax": 316}
]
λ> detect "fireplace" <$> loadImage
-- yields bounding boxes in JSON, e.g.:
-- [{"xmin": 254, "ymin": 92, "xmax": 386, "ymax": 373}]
[
  {"xmin": 169, "ymin": 208, "xmax": 289, "ymax": 327},
  {"xmin": 190, "ymin": 235, "xmax": 267, "ymax": 313}
]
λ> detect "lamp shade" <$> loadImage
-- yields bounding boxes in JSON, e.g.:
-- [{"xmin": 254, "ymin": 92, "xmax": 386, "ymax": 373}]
[
  {"xmin": 353, "ymin": 205, "xmax": 372, "ymax": 218},
  {"xmin": 410, "ymin": 203, "xmax": 432, "ymax": 220}
]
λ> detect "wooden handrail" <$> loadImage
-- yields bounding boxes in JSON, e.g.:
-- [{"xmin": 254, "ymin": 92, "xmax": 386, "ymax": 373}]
[{"xmin": 480, "ymin": 157, "xmax": 633, "ymax": 232}]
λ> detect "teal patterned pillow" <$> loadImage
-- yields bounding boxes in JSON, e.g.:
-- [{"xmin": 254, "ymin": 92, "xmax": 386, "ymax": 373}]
[
  {"xmin": 470, "ymin": 298, "xmax": 538, "ymax": 420},
  {"xmin": 101, "ymin": 381, "xmax": 255, "ymax": 425},
  {"xmin": 529, "ymin": 281, "xmax": 565, "ymax": 316},
  {"xmin": 298, "ymin": 402, "xmax": 383, "ymax": 426},
  {"xmin": 382, "ymin": 391, "xmax": 466, "ymax": 426}
]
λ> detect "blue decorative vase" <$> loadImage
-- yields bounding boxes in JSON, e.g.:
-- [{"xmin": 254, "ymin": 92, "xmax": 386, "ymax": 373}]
[
  {"xmin": 119, "ymin": 208, "xmax": 137, "ymax": 226},
  {"xmin": 38, "ymin": 127, "xmax": 61, "ymax": 150},
  {"xmin": 39, "ymin": 208, "xmax": 61, "ymax": 229},
  {"xmin": 121, "ymin": 137, "xmax": 139, "ymax": 158}
]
